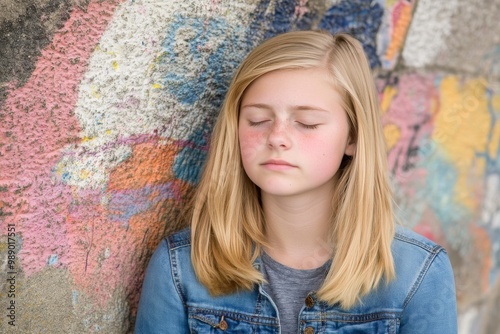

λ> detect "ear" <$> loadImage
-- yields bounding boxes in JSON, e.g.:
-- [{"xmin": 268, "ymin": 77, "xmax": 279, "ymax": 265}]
[{"xmin": 344, "ymin": 138, "xmax": 356, "ymax": 156}]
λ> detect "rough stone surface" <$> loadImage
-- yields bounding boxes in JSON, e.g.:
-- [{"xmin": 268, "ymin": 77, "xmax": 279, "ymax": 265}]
[
  {"xmin": 0, "ymin": 0, "xmax": 92, "ymax": 104},
  {"xmin": 403, "ymin": 0, "xmax": 500, "ymax": 78},
  {"xmin": 0, "ymin": 0, "xmax": 498, "ymax": 332}
]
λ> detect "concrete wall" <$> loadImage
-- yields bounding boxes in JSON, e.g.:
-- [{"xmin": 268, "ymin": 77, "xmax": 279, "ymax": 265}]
[{"xmin": 0, "ymin": 0, "xmax": 498, "ymax": 332}]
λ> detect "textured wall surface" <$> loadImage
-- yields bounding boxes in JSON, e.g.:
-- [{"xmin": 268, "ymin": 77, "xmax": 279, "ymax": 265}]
[{"xmin": 0, "ymin": 0, "xmax": 498, "ymax": 333}]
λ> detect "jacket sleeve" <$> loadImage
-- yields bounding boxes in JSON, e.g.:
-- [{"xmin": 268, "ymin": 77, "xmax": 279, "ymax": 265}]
[
  {"xmin": 135, "ymin": 239, "xmax": 189, "ymax": 334},
  {"xmin": 399, "ymin": 249, "xmax": 458, "ymax": 334}
]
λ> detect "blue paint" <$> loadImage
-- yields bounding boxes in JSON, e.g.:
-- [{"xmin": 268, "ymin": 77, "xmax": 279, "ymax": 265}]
[
  {"xmin": 72, "ymin": 290, "xmax": 79, "ymax": 306},
  {"xmin": 48, "ymin": 254, "xmax": 58, "ymax": 266},
  {"xmin": 481, "ymin": 84, "xmax": 500, "ymax": 286},
  {"xmin": 246, "ymin": 0, "xmax": 317, "ymax": 43},
  {"xmin": 108, "ymin": 183, "xmax": 179, "ymax": 224},
  {"xmin": 424, "ymin": 148, "xmax": 472, "ymax": 254},
  {"xmin": 485, "ymin": 87, "xmax": 500, "ymax": 167},
  {"xmin": 295, "ymin": 5, "xmax": 319, "ymax": 31},
  {"xmin": 61, "ymin": 172, "xmax": 70, "ymax": 182},
  {"xmin": 173, "ymin": 127, "xmax": 209, "ymax": 184},
  {"xmin": 162, "ymin": 15, "xmax": 252, "ymax": 108},
  {"xmin": 481, "ymin": 45, "xmax": 500, "ymax": 78},
  {"xmin": 318, "ymin": 0, "xmax": 384, "ymax": 68},
  {"xmin": 162, "ymin": 2, "xmax": 322, "ymax": 110},
  {"xmin": 250, "ymin": 0, "xmax": 297, "ymax": 40},
  {"xmin": 173, "ymin": 147, "xmax": 207, "ymax": 185}
]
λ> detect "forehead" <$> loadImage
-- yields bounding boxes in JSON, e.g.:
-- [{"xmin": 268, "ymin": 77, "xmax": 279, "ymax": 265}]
[{"xmin": 240, "ymin": 68, "xmax": 341, "ymax": 109}]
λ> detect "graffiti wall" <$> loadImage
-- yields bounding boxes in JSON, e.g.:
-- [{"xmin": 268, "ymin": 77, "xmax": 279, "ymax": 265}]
[{"xmin": 0, "ymin": 0, "xmax": 498, "ymax": 332}]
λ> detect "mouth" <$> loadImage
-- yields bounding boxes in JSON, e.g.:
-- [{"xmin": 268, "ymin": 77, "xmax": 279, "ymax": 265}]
[{"xmin": 261, "ymin": 159, "xmax": 297, "ymax": 169}]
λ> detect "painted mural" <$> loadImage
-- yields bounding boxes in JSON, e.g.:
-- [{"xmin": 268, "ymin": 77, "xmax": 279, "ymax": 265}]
[{"xmin": 0, "ymin": 0, "xmax": 498, "ymax": 332}]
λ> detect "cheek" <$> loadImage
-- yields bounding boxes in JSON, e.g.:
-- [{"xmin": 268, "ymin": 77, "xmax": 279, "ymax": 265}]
[
  {"xmin": 239, "ymin": 129, "xmax": 264, "ymax": 164},
  {"xmin": 299, "ymin": 136, "xmax": 346, "ymax": 174}
]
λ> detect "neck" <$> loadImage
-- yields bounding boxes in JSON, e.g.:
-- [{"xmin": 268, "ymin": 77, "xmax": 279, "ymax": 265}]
[{"xmin": 261, "ymin": 190, "xmax": 334, "ymax": 269}]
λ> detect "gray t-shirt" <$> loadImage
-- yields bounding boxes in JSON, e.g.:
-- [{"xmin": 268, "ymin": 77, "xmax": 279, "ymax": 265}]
[{"xmin": 261, "ymin": 251, "xmax": 331, "ymax": 333}]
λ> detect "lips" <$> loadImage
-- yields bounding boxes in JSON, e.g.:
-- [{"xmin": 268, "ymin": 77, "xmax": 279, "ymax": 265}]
[
  {"xmin": 261, "ymin": 159, "xmax": 297, "ymax": 170},
  {"xmin": 262, "ymin": 159, "xmax": 294, "ymax": 166}
]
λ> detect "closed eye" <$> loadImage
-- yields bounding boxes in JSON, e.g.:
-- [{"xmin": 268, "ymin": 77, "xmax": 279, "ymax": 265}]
[
  {"xmin": 298, "ymin": 123, "xmax": 319, "ymax": 129},
  {"xmin": 248, "ymin": 120, "xmax": 270, "ymax": 126}
]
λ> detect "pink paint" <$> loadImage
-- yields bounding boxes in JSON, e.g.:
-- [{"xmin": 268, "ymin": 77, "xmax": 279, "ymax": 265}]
[
  {"xmin": 380, "ymin": 74, "xmax": 437, "ymax": 186},
  {"xmin": 64, "ymin": 184, "xmax": 182, "ymax": 307},
  {"xmin": 1, "ymin": 0, "xmax": 123, "ymax": 285},
  {"xmin": 391, "ymin": 0, "xmax": 405, "ymax": 28},
  {"xmin": 294, "ymin": 0, "xmax": 309, "ymax": 19},
  {"xmin": 414, "ymin": 222, "xmax": 437, "ymax": 242}
]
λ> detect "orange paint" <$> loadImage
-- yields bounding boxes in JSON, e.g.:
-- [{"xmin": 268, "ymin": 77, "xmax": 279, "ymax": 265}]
[
  {"xmin": 108, "ymin": 141, "xmax": 181, "ymax": 191},
  {"xmin": 125, "ymin": 183, "xmax": 192, "ymax": 313},
  {"xmin": 385, "ymin": 3, "xmax": 412, "ymax": 61},
  {"xmin": 470, "ymin": 225, "xmax": 492, "ymax": 292}
]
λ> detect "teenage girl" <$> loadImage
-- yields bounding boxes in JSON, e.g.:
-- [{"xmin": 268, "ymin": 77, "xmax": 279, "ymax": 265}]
[{"xmin": 135, "ymin": 30, "xmax": 457, "ymax": 333}]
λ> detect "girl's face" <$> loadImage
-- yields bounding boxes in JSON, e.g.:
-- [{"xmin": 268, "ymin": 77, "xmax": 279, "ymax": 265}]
[{"xmin": 238, "ymin": 67, "xmax": 355, "ymax": 200}]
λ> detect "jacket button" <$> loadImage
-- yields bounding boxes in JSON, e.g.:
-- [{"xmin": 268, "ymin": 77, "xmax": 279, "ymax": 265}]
[
  {"xmin": 218, "ymin": 316, "xmax": 228, "ymax": 331},
  {"xmin": 305, "ymin": 295, "xmax": 315, "ymax": 308},
  {"xmin": 304, "ymin": 327, "xmax": 314, "ymax": 334}
]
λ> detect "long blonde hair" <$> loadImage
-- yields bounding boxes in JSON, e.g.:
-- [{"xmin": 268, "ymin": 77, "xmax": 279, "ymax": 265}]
[{"xmin": 190, "ymin": 30, "xmax": 395, "ymax": 309}]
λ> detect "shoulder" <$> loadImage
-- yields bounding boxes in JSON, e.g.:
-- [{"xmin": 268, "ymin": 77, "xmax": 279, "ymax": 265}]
[
  {"xmin": 136, "ymin": 228, "xmax": 194, "ymax": 332},
  {"xmin": 391, "ymin": 228, "xmax": 457, "ymax": 331},
  {"xmin": 389, "ymin": 225, "xmax": 454, "ymax": 305},
  {"xmin": 391, "ymin": 225, "xmax": 450, "ymax": 278},
  {"xmin": 393, "ymin": 225, "xmax": 444, "ymax": 254},
  {"xmin": 150, "ymin": 228, "xmax": 192, "ymax": 265},
  {"xmin": 165, "ymin": 227, "xmax": 192, "ymax": 249},
  {"xmin": 356, "ymin": 225, "xmax": 454, "ymax": 312},
  {"xmin": 149, "ymin": 227, "xmax": 193, "ymax": 287},
  {"xmin": 150, "ymin": 228, "xmax": 203, "ymax": 300}
]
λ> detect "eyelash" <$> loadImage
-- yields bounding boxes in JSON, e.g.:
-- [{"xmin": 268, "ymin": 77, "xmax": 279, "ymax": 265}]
[
  {"xmin": 248, "ymin": 121, "xmax": 319, "ymax": 129},
  {"xmin": 248, "ymin": 121, "xmax": 268, "ymax": 127},
  {"xmin": 300, "ymin": 123, "xmax": 318, "ymax": 129}
]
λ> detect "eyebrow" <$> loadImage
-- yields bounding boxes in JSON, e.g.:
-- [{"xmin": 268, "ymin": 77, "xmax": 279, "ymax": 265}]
[{"xmin": 240, "ymin": 103, "xmax": 330, "ymax": 113}]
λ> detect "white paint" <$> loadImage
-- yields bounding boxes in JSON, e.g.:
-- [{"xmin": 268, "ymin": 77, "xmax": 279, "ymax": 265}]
[
  {"xmin": 458, "ymin": 306, "xmax": 480, "ymax": 334},
  {"xmin": 402, "ymin": 0, "xmax": 459, "ymax": 68},
  {"xmin": 481, "ymin": 173, "xmax": 500, "ymax": 228},
  {"xmin": 55, "ymin": 0, "xmax": 259, "ymax": 188}
]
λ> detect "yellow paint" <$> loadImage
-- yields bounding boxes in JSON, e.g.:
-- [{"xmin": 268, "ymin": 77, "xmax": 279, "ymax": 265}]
[
  {"xmin": 381, "ymin": 85, "xmax": 398, "ymax": 115},
  {"xmin": 475, "ymin": 157, "xmax": 486, "ymax": 178},
  {"xmin": 91, "ymin": 85, "xmax": 101, "ymax": 99},
  {"xmin": 492, "ymin": 95, "xmax": 500, "ymax": 111},
  {"xmin": 148, "ymin": 63, "xmax": 156, "ymax": 73},
  {"xmin": 152, "ymin": 83, "xmax": 162, "ymax": 89},
  {"xmin": 385, "ymin": 3, "xmax": 412, "ymax": 61},
  {"xmin": 106, "ymin": 130, "xmax": 111, "ymax": 135},
  {"xmin": 82, "ymin": 136, "xmax": 94, "ymax": 142},
  {"xmin": 383, "ymin": 123, "xmax": 401, "ymax": 151},
  {"xmin": 55, "ymin": 162, "xmax": 64, "ymax": 177},
  {"xmin": 386, "ymin": 0, "xmax": 399, "ymax": 7},
  {"xmin": 433, "ymin": 76, "xmax": 490, "ymax": 210},
  {"xmin": 429, "ymin": 94, "xmax": 439, "ymax": 117},
  {"xmin": 112, "ymin": 60, "xmax": 119, "ymax": 71},
  {"xmin": 79, "ymin": 169, "xmax": 90, "ymax": 180},
  {"xmin": 489, "ymin": 121, "xmax": 500, "ymax": 159}
]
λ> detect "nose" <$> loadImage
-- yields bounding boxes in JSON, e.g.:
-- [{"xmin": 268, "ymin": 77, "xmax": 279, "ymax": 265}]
[{"xmin": 267, "ymin": 120, "xmax": 291, "ymax": 149}]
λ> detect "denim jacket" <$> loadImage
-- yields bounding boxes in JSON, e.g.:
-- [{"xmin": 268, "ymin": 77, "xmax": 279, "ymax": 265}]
[{"xmin": 135, "ymin": 226, "xmax": 457, "ymax": 333}]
